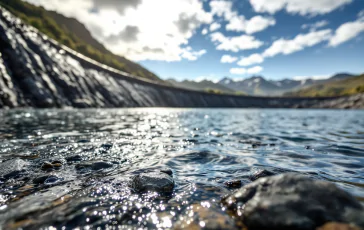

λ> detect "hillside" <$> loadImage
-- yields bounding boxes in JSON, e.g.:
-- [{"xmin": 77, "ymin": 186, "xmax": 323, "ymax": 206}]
[
  {"xmin": 285, "ymin": 74, "xmax": 364, "ymax": 97},
  {"xmin": 0, "ymin": 0, "xmax": 161, "ymax": 82},
  {"xmin": 167, "ymin": 79, "xmax": 238, "ymax": 94}
]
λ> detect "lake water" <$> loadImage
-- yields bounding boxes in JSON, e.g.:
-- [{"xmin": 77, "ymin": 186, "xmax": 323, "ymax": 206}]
[{"xmin": 0, "ymin": 109, "xmax": 364, "ymax": 229}]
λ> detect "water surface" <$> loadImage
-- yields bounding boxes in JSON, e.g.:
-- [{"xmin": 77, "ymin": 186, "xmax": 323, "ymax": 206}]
[{"xmin": 0, "ymin": 109, "xmax": 363, "ymax": 229}]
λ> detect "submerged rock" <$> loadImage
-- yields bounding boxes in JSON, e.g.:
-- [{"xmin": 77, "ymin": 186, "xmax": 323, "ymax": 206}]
[
  {"xmin": 222, "ymin": 173, "xmax": 364, "ymax": 230},
  {"xmin": 249, "ymin": 168, "xmax": 275, "ymax": 181},
  {"xmin": 0, "ymin": 158, "xmax": 28, "ymax": 179},
  {"xmin": 129, "ymin": 171, "xmax": 174, "ymax": 193},
  {"xmin": 160, "ymin": 168, "xmax": 173, "ymax": 176},
  {"xmin": 224, "ymin": 180, "xmax": 242, "ymax": 189},
  {"xmin": 174, "ymin": 204, "xmax": 237, "ymax": 230},
  {"xmin": 33, "ymin": 175, "xmax": 61, "ymax": 185},
  {"xmin": 66, "ymin": 155, "xmax": 83, "ymax": 162},
  {"xmin": 91, "ymin": 162, "xmax": 114, "ymax": 170}
]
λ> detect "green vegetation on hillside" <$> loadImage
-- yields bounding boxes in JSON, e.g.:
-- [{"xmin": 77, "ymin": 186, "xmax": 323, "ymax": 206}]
[
  {"xmin": 285, "ymin": 74, "xmax": 364, "ymax": 97},
  {"xmin": 0, "ymin": 0, "xmax": 161, "ymax": 81}
]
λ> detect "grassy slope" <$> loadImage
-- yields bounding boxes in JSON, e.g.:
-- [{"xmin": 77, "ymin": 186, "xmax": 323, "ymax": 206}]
[
  {"xmin": 285, "ymin": 74, "xmax": 364, "ymax": 97},
  {"xmin": 0, "ymin": 0, "xmax": 161, "ymax": 82}
]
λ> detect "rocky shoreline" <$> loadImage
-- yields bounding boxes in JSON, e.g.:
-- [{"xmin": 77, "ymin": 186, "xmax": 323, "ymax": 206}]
[
  {"xmin": 1, "ymin": 157, "xmax": 363, "ymax": 230},
  {"xmin": 0, "ymin": 7, "xmax": 363, "ymax": 109}
]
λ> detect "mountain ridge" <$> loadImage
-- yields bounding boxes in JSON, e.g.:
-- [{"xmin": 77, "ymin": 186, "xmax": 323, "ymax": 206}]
[{"xmin": 168, "ymin": 73, "xmax": 356, "ymax": 96}]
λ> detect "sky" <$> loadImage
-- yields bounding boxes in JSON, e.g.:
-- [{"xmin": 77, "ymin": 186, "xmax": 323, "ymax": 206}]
[{"xmin": 26, "ymin": 0, "xmax": 364, "ymax": 81}]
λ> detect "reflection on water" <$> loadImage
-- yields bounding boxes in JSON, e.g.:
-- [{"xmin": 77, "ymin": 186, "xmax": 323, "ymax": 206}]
[{"xmin": 0, "ymin": 108, "xmax": 364, "ymax": 229}]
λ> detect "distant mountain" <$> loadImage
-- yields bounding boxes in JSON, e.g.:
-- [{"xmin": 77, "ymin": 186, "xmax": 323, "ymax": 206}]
[
  {"xmin": 0, "ymin": 0, "xmax": 161, "ymax": 82},
  {"xmin": 168, "ymin": 73, "xmax": 356, "ymax": 96},
  {"xmin": 167, "ymin": 79, "xmax": 237, "ymax": 94},
  {"xmin": 285, "ymin": 74, "xmax": 364, "ymax": 97}
]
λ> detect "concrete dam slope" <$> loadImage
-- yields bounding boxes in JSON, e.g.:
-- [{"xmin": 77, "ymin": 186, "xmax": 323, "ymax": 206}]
[{"xmin": 0, "ymin": 8, "xmax": 362, "ymax": 109}]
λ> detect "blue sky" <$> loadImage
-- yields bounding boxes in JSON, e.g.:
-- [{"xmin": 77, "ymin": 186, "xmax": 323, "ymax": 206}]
[{"xmin": 27, "ymin": 0, "xmax": 364, "ymax": 81}]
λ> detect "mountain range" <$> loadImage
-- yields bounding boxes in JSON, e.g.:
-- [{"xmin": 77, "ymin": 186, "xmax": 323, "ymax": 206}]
[{"xmin": 167, "ymin": 73, "xmax": 355, "ymax": 96}]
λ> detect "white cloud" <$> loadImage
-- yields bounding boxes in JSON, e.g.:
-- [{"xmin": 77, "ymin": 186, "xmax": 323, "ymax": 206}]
[
  {"xmin": 302, "ymin": 20, "xmax": 329, "ymax": 31},
  {"xmin": 211, "ymin": 32, "xmax": 264, "ymax": 52},
  {"xmin": 209, "ymin": 0, "xmax": 235, "ymax": 20},
  {"xmin": 209, "ymin": 22, "xmax": 221, "ymax": 31},
  {"xmin": 263, "ymin": 29, "xmax": 332, "ymax": 57},
  {"xmin": 181, "ymin": 48, "xmax": 207, "ymax": 61},
  {"xmin": 230, "ymin": 68, "xmax": 246, "ymax": 75},
  {"xmin": 201, "ymin": 28, "xmax": 208, "ymax": 35},
  {"xmin": 227, "ymin": 15, "xmax": 276, "ymax": 34},
  {"xmin": 221, "ymin": 55, "xmax": 238, "ymax": 63},
  {"xmin": 238, "ymin": 53, "xmax": 264, "ymax": 66},
  {"xmin": 25, "ymin": 0, "xmax": 213, "ymax": 62},
  {"xmin": 247, "ymin": 66, "xmax": 263, "ymax": 74},
  {"xmin": 329, "ymin": 19, "xmax": 364, "ymax": 47},
  {"xmin": 249, "ymin": 0, "xmax": 352, "ymax": 16}
]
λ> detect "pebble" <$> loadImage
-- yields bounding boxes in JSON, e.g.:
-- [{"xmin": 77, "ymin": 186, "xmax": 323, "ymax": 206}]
[
  {"xmin": 92, "ymin": 162, "xmax": 114, "ymax": 170},
  {"xmin": 0, "ymin": 158, "xmax": 28, "ymax": 179},
  {"xmin": 66, "ymin": 155, "xmax": 83, "ymax": 162},
  {"xmin": 224, "ymin": 180, "xmax": 242, "ymax": 188},
  {"xmin": 129, "ymin": 171, "xmax": 174, "ymax": 193},
  {"xmin": 249, "ymin": 168, "xmax": 275, "ymax": 181}
]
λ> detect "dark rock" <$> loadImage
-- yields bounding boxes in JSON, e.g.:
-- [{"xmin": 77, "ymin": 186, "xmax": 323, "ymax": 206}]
[
  {"xmin": 75, "ymin": 163, "xmax": 92, "ymax": 170},
  {"xmin": 91, "ymin": 162, "xmax": 114, "ymax": 170},
  {"xmin": 33, "ymin": 175, "xmax": 60, "ymax": 185},
  {"xmin": 100, "ymin": 143, "xmax": 113, "ymax": 150},
  {"xmin": 160, "ymin": 168, "xmax": 173, "ymax": 176},
  {"xmin": 0, "ymin": 158, "xmax": 28, "ymax": 179},
  {"xmin": 130, "ymin": 171, "xmax": 174, "ymax": 193},
  {"xmin": 222, "ymin": 173, "xmax": 364, "ymax": 230},
  {"xmin": 224, "ymin": 180, "xmax": 242, "ymax": 188},
  {"xmin": 66, "ymin": 155, "xmax": 83, "ymax": 162},
  {"xmin": 41, "ymin": 161, "xmax": 54, "ymax": 171},
  {"xmin": 249, "ymin": 168, "xmax": 275, "ymax": 181}
]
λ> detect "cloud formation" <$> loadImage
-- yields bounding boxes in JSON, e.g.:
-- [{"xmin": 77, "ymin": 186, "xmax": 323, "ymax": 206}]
[
  {"xmin": 221, "ymin": 55, "xmax": 238, "ymax": 63},
  {"xmin": 263, "ymin": 29, "xmax": 332, "ymax": 57},
  {"xmin": 26, "ymin": 0, "xmax": 212, "ymax": 62},
  {"xmin": 249, "ymin": 0, "xmax": 352, "ymax": 16},
  {"xmin": 238, "ymin": 53, "xmax": 264, "ymax": 66},
  {"xmin": 211, "ymin": 32, "xmax": 264, "ymax": 52},
  {"xmin": 227, "ymin": 15, "xmax": 276, "ymax": 34},
  {"xmin": 329, "ymin": 18, "xmax": 364, "ymax": 47}
]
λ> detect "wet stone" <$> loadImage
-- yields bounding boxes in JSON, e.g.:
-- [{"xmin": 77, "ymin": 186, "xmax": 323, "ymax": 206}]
[
  {"xmin": 91, "ymin": 162, "xmax": 114, "ymax": 170},
  {"xmin": 174, "ymin": 204, "xmax": 237, "ymax": 230},
  {"xmin": 160, "ymin": 168, "xmax": 173, "ymax": 176},
  {"xmin": 75, "ymin": 163, "xmax": 92, "ymax": 170},
  {"xmin": 130, "ymin": 171, "xmax": 175, "ymax": 193},
  {"xmin": 249, "ymin": 168, "xmax": 275, "ymax": 181},
  {"xmin": 100, "ymin": 143, "xmax": 113, "ymax": 150},
  {"xmin": 41, "ymin": 162, "xmax": 54, "ymax": 171},
  {"xmin": 224, "ymin": 180, "xmax": 242, "ymax": 189},
  {"xmin": 0, "ymin": 158, "xmax": 28, "ymax": 179},
  {"xmin": 66, "ymin": 155, "xmax": 83, "ymax": 162},
  {"xmin": 33, "ymin": 175, "xmax": 61, "ymax": 185},
  {"xmin": 222, "ymin": 173, "xmax": 364, "ymax": 230}
]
